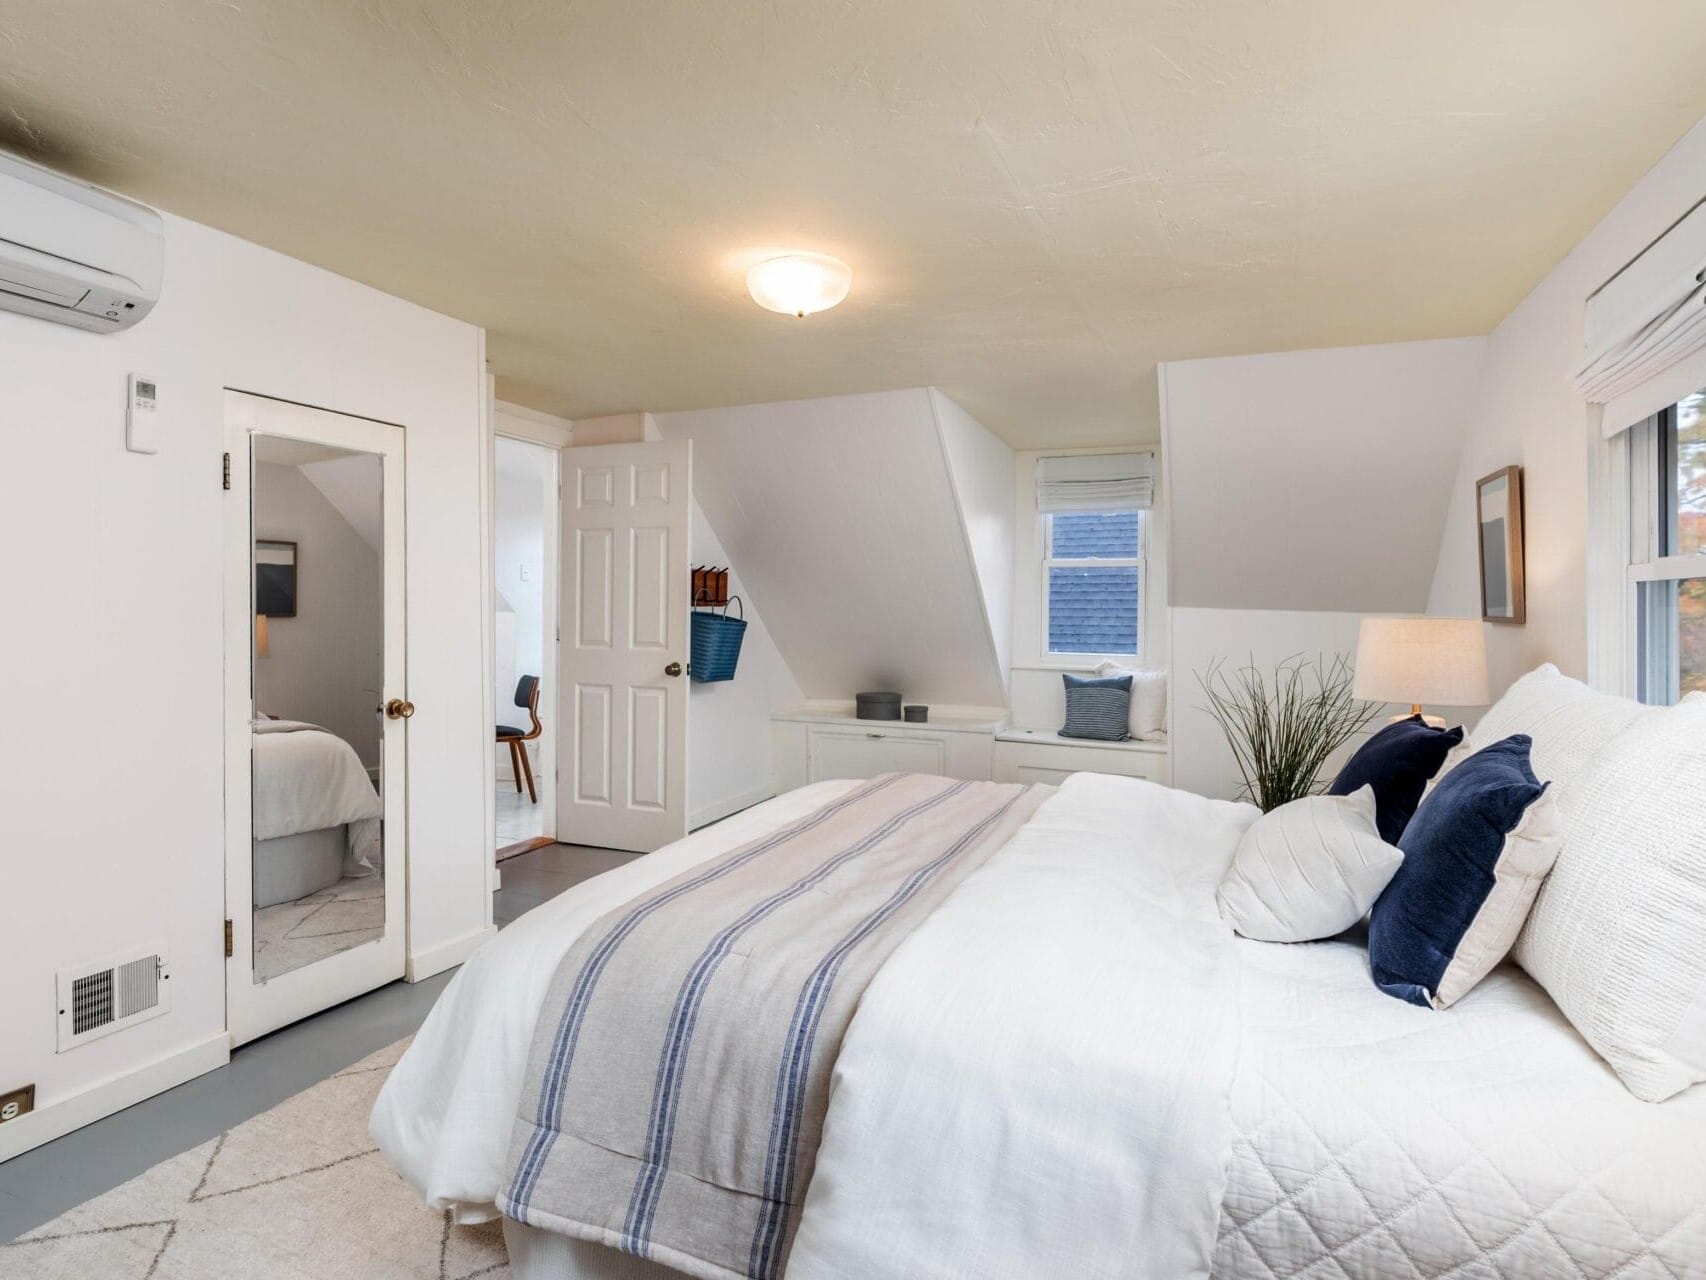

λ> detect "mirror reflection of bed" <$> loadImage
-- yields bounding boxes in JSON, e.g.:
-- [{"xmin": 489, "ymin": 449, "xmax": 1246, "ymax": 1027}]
[{"xmin": 250, "ymin": 435, "xmax": 386, "ymax": 983}]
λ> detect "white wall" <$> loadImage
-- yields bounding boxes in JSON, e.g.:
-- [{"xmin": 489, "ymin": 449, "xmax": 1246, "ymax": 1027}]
[
  {"xmin": 1428, "ymin": 116, "xmax": 1706, "ymax": 696},
  {"xmin": 1160, "ymin": 338, "xmax": 1486, "ymax": 798},
  {"xmin": 656, "ymin": 389, "xmax": 1009, "ymax": 711},
  {"xmin": 688, "ymin": 500, "xmax": 804, "ymax": 828},
  {"xmin": 1170, "ymin": 607, "xmax": 1380, "ymax": 801},
  {"xmin": 0, "ymin": 209, "xmax": 488, "ymax": 1158},
  {"xmin": 253, "ymin": 459, "xmax": 383, "ymax": 765},
  {"xmin": 930, "ymin": 388, "xmax": 1015, "ymax": 687},
  {"xmin": 1165, "ymin": 338, "xmax": 1485, "ymax": 612}
]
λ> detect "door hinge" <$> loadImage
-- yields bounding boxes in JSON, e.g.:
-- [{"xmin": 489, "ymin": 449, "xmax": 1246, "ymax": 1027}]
[
  {"xmin": 221, "ymin": 452, "xmax": 232, "ymax": 490},
  {"xmin": 223, "ymin": 919, "xmax": 234, "ymax": 958}
]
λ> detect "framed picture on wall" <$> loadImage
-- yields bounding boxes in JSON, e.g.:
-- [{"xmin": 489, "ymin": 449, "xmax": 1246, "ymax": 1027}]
[
  {"xmin": 255, "ymin": 538, "xmax": 298, "ymax": 617},
  {"xmin": 1476, "ymin": 466, "xmax": 1525, "ymax": 624}
]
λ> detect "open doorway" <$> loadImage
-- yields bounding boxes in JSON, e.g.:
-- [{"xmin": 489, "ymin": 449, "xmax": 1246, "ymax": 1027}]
[{"xmin": 494, "ymin": 435, "xmax": 558, "ymax": 857}]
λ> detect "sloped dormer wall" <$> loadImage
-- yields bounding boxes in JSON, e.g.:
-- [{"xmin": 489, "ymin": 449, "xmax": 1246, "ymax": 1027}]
[{"xmin": 654, "ymin": 388, "xmax": 1012, "ymax": 712}]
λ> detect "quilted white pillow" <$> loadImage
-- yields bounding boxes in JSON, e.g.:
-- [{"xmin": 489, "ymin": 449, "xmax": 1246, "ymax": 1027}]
[
  {"xmin": 1095, "ymin": 662, "xmax": 1166, "ymax": 740},
  {"xmin": 1513, "ymin": 695, "xmax": 1706, "ymax": 1101},
  {"xmin": 1433, "ymin": 662, "xmax": 1657, "ymax": 790},
  {"xmin": 1216, "ymin": 786, "xmax": 1403, "ymax": 943}
]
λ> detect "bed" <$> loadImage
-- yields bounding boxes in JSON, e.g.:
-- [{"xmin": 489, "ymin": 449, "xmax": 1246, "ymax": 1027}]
[
  {"xmin": 372, "ymin": 773, "xmax": 1706, "ymax": 1279},
  {"xmin": 251, "ymin": 719, "xmax": 381, "ymax": 908}
]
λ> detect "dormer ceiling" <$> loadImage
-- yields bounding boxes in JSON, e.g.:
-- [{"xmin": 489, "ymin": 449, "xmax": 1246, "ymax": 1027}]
[{"xmin": 4, "ymin": 5, "xmax": 1706, "ymax": 444}]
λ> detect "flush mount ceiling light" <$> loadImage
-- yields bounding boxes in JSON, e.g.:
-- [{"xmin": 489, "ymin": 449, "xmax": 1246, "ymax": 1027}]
[{"xmin": 745, "ymin": 252, "xmax": 852, "ymax": 317}]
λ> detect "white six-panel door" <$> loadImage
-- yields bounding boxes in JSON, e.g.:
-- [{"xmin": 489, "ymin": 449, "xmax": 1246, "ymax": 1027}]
[{"xmin": 558, "ymin": 440, "xmax": 691, "ymax": 852}]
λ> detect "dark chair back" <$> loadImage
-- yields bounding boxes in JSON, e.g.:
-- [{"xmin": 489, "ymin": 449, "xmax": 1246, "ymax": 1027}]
[{"xmin": 514, "ymin": 674, "xmax": 539, "ymax": 711}]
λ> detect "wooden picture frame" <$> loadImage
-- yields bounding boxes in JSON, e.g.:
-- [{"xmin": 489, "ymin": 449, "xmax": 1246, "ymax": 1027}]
[{"xmin": 1475, "ymin": 466, "xmax": 1525, "ymax": 624}]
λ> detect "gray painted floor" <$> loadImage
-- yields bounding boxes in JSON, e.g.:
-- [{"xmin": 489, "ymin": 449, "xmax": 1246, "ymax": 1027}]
[{"xmin": 0, "ymin": 842, "xmax": 640, "ymax": 1244}]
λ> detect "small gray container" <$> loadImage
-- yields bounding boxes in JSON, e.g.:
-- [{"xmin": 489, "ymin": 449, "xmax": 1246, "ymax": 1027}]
[
  {"xmin": 903, "ymin": 705, "xmax": 929, "ymax": 723},
  {"xmin": 855, "ymin": 691, "xmax": 903, "ymax": 721}
]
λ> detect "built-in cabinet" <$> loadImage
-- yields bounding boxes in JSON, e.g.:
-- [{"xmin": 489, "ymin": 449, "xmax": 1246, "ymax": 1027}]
[{"xmin": 771, "ymin": 709, "xmax": 1169, "ymax": 791}]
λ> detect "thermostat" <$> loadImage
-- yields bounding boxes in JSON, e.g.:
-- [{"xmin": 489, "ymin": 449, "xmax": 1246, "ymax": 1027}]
[{"xmin": 126, "ymin": 373, "xmax": 160, "ymax": 454}]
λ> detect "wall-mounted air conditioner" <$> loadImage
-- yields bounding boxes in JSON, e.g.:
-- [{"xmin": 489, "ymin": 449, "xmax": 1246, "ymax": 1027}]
[{"xmin": 0, "ymin": 150, "xmax": 163, "ymax": 334}]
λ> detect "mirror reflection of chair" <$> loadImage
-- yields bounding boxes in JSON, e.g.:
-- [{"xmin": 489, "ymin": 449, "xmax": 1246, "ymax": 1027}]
[{"xmin": 497, "ymin": 675, "xmax": 543, "ymax": 804}]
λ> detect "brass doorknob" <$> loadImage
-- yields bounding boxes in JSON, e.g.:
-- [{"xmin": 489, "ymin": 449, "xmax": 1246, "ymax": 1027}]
[
  {"xmin": 664, "ymin": 662, "xmax": 683, "ymax": 678},
  {"xmin": 384, "ymin": 698, "xmax": 416, "ymax": 720}
]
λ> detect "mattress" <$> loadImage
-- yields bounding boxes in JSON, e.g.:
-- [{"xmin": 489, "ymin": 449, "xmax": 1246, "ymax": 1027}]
[{"xmin": 1214, "ymin": 933, "xmax": 1706, "ymax": 1279}]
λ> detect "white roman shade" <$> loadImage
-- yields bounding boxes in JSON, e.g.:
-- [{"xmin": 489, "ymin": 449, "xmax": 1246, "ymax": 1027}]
[
  {"xmin": 1035, "ymin": 451, "xmax": 1154, "ymax": 513},
  {"xmin": 1576, "ymin": 197, "xmax": 1706, "ymax": 438}
]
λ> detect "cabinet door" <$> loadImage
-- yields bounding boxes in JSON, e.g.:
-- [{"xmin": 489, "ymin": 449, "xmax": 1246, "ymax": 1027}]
[{"xmin": 808, "ymin": 728, "xmax": 947, "ymax": 782}]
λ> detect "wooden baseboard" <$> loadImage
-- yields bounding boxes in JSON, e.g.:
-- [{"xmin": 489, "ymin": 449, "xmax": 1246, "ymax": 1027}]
[{"xmin": 496, "ymin": 836, "xmax": 555, "ymax": 861}]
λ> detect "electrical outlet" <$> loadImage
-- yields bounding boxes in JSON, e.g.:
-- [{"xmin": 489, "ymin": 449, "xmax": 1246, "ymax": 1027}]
[{"xmin": 0, "ymin": 1084, "xmax": 34, "ymax": 1124}]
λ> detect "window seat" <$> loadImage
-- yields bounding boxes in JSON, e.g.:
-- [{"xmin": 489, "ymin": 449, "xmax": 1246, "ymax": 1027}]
[{"xmin": 993, "ymin": 726, "xmax": 1169, "ymax": 786}]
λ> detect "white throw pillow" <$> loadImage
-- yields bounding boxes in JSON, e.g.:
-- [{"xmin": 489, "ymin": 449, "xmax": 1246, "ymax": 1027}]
[
  {"xmin": 1216, "ymin": 786, "xmax": 1403, "ymax": 943},
  {"xmin": 1095, "ymin": 662, "xmax": 1167, "ymax": 740},
  {"xmin": 1513, "ymin": 695, "xmax": 1706, "ymax": 1101},
  {"xmin": 1433, "ymin": 662, "xmax": 1657, "ymax": 791}
]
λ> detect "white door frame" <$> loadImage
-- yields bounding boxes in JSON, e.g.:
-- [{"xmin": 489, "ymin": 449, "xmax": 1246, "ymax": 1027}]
[
  {"xmin": 493, "ymin": 431, "xmax": 561, "ymax": 839},
  {"xmin": 223, "ymin": 390, "xmax": 409, "ymax": 1046}
]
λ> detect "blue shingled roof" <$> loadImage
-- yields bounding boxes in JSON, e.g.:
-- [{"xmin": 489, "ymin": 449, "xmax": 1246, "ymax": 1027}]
[{"xmin": 1048, "ymin": 512, "xmax": 1139, "ymax": 655}]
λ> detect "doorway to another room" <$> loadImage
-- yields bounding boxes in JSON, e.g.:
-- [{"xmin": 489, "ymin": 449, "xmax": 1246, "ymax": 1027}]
[{"xmin": 494, "ymin": 435, "xmax": 558, "ymax": 858}]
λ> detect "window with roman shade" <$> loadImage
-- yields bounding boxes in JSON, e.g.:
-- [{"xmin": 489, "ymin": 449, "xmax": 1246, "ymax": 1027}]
[{"xmin": 1035, "ymin": 452, "xmax": 1153, "ymax": 659}]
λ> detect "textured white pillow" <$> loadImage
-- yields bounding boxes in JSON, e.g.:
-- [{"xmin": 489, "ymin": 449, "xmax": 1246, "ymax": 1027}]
[
  {"xmin": 1433, "ymin": 662, "xmax": 1657, "ymax": 791},
  {"xmin": 1513, "ymin": 696, "xmax": 1706, "ymax": 1101},
  {"xmin": 1216, "ymin": 786, "xmax": 1403, "ymax": 943},
  {"xmin": 1095, "ymin": 662, "xmax": 1167, "ymax": 740}
]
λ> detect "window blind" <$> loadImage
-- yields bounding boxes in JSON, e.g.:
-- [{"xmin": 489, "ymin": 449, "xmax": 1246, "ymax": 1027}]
[
  {"xmin": 1576, "ymin": 197, "xmax": 1706, "ymax": 438},
  {"xmin": 1035, "ymin": 451, "xmax": 1154, "ymax": 513}
]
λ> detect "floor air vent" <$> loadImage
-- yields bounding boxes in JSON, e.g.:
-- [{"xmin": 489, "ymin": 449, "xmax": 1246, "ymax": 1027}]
[{"xmin": 57, "ymin": 947, "xmax": 169, "ymax": 1051}]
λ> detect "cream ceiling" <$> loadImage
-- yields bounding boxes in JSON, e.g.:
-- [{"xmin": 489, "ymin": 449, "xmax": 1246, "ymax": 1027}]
[{"xmin": 3, "ymin": 2, "xmax": 1705, "ymax": 446}]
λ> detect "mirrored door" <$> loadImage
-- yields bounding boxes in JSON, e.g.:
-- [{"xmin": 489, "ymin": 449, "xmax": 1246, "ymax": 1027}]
[{"xmin": 224, "ymin": 391, "xmax": 407, "ymax": 1047}]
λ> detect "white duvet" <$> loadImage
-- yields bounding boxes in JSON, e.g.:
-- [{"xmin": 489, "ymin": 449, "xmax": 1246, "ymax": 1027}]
[
  {"xmin": 252, "ymin": 719, "xmax": 382, "ymax": 873},
  {"xmin": 373, "ymin": 774, "xmax": 1254, "ymax": 1277},
  {"xmin": 374, "ymin": 774, "xmax": 1706, "ymax": 1279}
]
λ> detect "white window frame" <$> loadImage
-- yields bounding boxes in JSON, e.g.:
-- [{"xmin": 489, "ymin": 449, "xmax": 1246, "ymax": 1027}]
[
  {"xmin": 1039, "ymin": 508, "xmax": 1145, "ymax": 664},
  {"xmin": 1624, "ymin": 403, "xmax": 1706, "ymax": 703}
]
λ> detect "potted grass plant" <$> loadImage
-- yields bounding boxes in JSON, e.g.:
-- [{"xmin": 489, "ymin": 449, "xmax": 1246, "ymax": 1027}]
[{"xmin": 1197, "ymin": 653, "xmax": 1380, "ymax": 812}]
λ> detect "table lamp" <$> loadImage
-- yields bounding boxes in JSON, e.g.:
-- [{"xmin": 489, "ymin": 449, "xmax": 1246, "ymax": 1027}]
[{"xmin": 1353, "ymin": 617, "xmax": 1489, "ymax": 726}]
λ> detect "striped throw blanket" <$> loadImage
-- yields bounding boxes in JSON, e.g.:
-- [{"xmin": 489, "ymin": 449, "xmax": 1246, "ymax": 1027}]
[{"xmin": 499, "ymin": 773, "xmax": 1049, "ymax": 1280}]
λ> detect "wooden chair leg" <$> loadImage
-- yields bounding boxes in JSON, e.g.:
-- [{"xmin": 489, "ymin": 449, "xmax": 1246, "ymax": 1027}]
[
  {"xmin": 518, "ymin": 740, "xmax": 538, "ymax": 804},
  {"xmin": 508, "ymin": 740, "xmax": 523, "ymax": 793}
]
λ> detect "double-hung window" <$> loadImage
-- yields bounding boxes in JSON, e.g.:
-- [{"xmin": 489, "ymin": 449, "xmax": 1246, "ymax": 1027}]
[
  {"xmin": 1630, "ymin": 391, "xmax": 1706, "ymax": 703},
  {"xmin": 1035, "ymin": 452, "xmax": 1153, "ymax": 661}
]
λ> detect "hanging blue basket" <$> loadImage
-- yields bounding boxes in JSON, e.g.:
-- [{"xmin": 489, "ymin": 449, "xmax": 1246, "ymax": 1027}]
[{"xmin": 690, "ymin": 595, "xmax": 746, "ymax": 682}]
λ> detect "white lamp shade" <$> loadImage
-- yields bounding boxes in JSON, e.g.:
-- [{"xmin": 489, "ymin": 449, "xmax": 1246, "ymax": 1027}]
[
  {"xmin": 746, "ymin": 253, "xmax": 852, "ymax": 317},
  {"xmin": 1352, "ymin": 617, "xmax": 1490, "ymax": 708}
]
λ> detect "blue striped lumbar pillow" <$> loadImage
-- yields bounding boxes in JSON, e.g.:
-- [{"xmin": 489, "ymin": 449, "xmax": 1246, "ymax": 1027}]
[{"xmin": 1060, "ymin": 673, "xmax": 1133, "ymax": 742}]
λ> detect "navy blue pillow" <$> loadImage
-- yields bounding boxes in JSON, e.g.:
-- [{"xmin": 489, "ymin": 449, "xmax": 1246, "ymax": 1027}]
[
  {"xmin": 1060, "ymin": 673, "xmax": 1131, "ymax": 741},
  {"xmin": 1328, "ymin": 715, "xmax": 1464, "ymax": 844},
  {"xmin": 1367, "ymin": 735, "xmax": 1554, "ymax": 1008}
]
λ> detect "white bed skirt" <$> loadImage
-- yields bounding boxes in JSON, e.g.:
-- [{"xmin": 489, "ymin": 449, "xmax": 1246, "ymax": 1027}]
[
  {"xmin": 503, "ymin": 1219, "xmax": 687, "ymax": 1280},
  {"xmin": 252, "ymin": 825, "xmax": 345, "ymax": 908}
]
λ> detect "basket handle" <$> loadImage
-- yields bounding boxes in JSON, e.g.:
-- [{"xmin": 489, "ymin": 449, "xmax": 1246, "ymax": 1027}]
[{"xmin": 723, "ymin": 594, "xmax": 743, "ymax": 620}]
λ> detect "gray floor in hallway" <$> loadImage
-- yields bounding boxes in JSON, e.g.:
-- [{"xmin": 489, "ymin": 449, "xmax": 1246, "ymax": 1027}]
[{"xmin": 0, "ymin": 840, "xmax": 641, "ymax": 1244}]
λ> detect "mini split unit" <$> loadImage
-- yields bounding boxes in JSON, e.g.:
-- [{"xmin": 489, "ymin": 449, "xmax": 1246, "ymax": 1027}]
[{"xmin": 0, "ymin": 149, "xmax": 163, "ymax": 333}]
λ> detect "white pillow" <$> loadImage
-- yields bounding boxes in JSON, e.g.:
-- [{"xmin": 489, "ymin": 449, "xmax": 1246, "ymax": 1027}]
[
  {"xmin": 1434, "ymin": 662, "xmax": 1657, "ymax": 791},
  {"xmin": 1095, "ymin": 662, "xmax": 1166, "ymax": 740},
  {"xmin": 1513, "ymin": 695, "xmax": 1706, "ymax": 1101},
  {"xmin": 1216, "ymin": 786, "xmax": 1403, "ymax": 943}
]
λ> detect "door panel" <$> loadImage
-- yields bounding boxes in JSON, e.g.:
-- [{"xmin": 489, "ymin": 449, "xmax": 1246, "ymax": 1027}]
[
  {"xmin": 224, "ymin": 391, "xmax": 407, "ymax": 1047},
  {"xmin": 558, "ymin": 440, "xmax": 691, "ymax": 852}
]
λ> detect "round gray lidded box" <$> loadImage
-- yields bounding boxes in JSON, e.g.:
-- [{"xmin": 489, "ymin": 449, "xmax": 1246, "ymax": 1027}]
[{"xmin": 855, "ymin": 691, "xmax": 903, "ymax": 720}]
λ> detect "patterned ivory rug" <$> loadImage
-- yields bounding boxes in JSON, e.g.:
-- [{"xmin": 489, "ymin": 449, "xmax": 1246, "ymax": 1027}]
[{"xmin": 0, "ymin": 1039, "xmax": 509, "ymax": 1280}]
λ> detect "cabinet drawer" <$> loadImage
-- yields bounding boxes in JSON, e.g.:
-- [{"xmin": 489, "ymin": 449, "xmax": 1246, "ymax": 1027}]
[{"xmin": 808, "ymin": 727, "xmax": 947, "ymax": 782}]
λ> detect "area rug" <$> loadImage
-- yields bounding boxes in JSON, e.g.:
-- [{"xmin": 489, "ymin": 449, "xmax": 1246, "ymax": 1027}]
[{"xmin": 0, "ymin": 1039, "xmax": 508, "ymax": 1279}]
